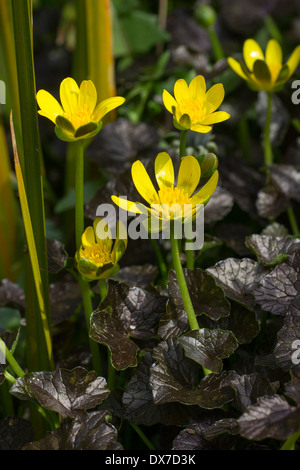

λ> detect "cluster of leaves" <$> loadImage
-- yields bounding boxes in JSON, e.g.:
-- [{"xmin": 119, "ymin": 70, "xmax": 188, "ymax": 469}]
[{"xmin": 1, "ymin": 0, "xmax": 300, "ymax": 451}]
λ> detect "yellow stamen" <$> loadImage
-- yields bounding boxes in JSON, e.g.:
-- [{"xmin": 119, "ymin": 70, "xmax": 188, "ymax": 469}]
[
  {"xmin": 178, "ymin": 98, "xmax": 205, "ymax": 122},
  {"xmin": 80, "ymin": 241, "xmax": 112, "ymax": 267},
  {"xmin": 151, "ymin": 186, "xmax": 193, "ymax": 219},
  {"xmin": 64, "ymin": 104, "xmax": 92, "ymax": 129}
]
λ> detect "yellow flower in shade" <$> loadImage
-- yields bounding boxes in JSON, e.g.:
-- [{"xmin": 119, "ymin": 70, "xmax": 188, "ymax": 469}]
[
  {"xmin": 75, "ymin": 218, "xmax": 127, "ymax": 281},
  {"xmin": 228, "ymin": 38, "xmax": 300, "ymax": 92},
  {"xmin": 111, "ymin": 152, "xmax": 219, "ymax": 232},
  {"xmin": 162, "ymin": 75, "xmax": 230, "ymax": 133},
  {"xmin": 36, "ymin": 77, "xmax": 125, "ymax": 142}
]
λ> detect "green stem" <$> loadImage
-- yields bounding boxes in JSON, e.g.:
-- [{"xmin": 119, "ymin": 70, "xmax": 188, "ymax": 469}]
[
  {"xmin": 80, "ymin": 277, "xmax": 103, "ymax": 376},
  {"xmin": 75, "ymin": 140, "xmax": 85, "ymax": 250},
  {"xmin": 99, "ymin": 278, "xmax": 108, "ymax": 301},
  {"xmin": 129, "ymin": 422, "xmax": 156, "ymax": 450},
  {"xmin": 263, "ymin": 92, "xmax": 273, "ymax": 167},
  {"xmin": 287, "ymin": 206, "xmax": 299, "ymax": 237},
  {"xmin": 180, "ymin": 130, "xmax": 195, "ymax": 270},
  {"xmin": 208, "ymin": 26, "xmax": 224, "ymax": 61},
  {"xmin": 98, "ymin": 278, "xmax": 115, "ymax": 389},
  {"xmin": 262, "ymin": 95, "xmax": 299, "ymax": 237},
  {"xmin": 74, "ymin": 140, "xmax": 102, "ymax": 375},
  {"xmin": 186, "ymin": 246, "xmax": 194, "ymax": 270},
  {"xmin": 281, "ymin": 429, "xmax": 300, "ymax": 450},
  {"xmin": 150, "ymin": 238, "xmax": 168, "ymax": 285},
  {"xmin": 3, "ymin": 370, "xmax": 16, "ymax": 385},
  {"xmin": 170, "ymin": 226, "xmax": 199, "ymax": 330},
  {"xmin": 179, "ymin": 129, "xmax": 188, "ymax": 159},
  {"xmin": 0, "ymin": 338, "xmax": 25, "ymax": 377},
  {"xmin": 0, "ymin": 338, "xmax": 60, "ymax": 430}
]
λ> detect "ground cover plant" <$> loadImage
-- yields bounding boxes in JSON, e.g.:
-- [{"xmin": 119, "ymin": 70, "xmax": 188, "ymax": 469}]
[{"xmin": 1, "ymin": 0, "xmax": 300, "ymax": 452}]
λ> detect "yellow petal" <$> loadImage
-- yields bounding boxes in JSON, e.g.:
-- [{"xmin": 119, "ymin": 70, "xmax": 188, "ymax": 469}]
[
  {"xmin": 286, "ymin": 45, "xmax": 300, "ymax": 78},
  {"xmin": 81, "ymin": 226, "xmax": 96, "ymax": 248},
  {"xmin": 155, "ymin": 152, "xmax": 175, "ymax": 189},
  {"xmin": 60, "ymin": 77, "xmax": 79, "ymax": 115},
  {"xmin": 204, "ymin": 83, "xmax": 225, "ymax": 114},
  {"xmin": 111, "ymin": 195, "xmax": 149, "ymax": 215},
  {"xmin": 265, "ymin": 39, "xmax": 282, "ymax": 66},
  {"xmin": 199, "ymin": 110, "xmax": 231, "ymax": 125},
  {"xmin": 93, "ymin": 217, "xmax": 112, "ymax": 243},
  {"xmin": 188, "ymin": 75, "xmax": 206, "ymax": 100},
  {"xmin": 191, "ymin": 170, "xmax": 219, "ymax": 205},
  {"xmin": 243, "ymin": 39, "xmax": 264, "ymax": 71},
  {"xmin": 190, "ymin": 123, "xmax": 212, "ymax": 133},
  {"xmin": 227, "ymin": 57, "xmax": 249, "ymax": 81},
  {"xmin": 162, "ymin": 89, "xmax": 177, "ymax": 113},
  {"xmin": 131, "ymin": 160, "xmax": 159, "ymax": 205},
  {"xmin": 174, "ymin": 78, "xmax": 189, "ymax": 104},
  {"xmin": 36, "ymin": 90, "xmax": 63, "ymax": 123},
  {"xmin": 78, "ymin": 80, "xmax": 98, "ymax": 115},
  {"xmin": 92, "ymin": 96, "xmax": 125, "ymax": 122},
  {"xmin": 177, "ymin": 155, "xmax": 201, "ymax": 197}
]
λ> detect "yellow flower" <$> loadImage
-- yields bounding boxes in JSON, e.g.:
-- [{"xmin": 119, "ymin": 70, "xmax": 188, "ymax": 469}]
[
  {"xmin": 162, "ymin": 75, "xmax": 230, "ymax": 133},
  {"xmin": 75, "ymin": 218, "xmax": 127, "ymax": 281},
  {"xmin": 228, "ymin": 38, "xmax": 300, "ymax": 92},
  {"xmin": 36, "ymin": 77, "xmax": 125, "ymax": 142},
  {"xmin": 111, "ymin": 152, "xmax": 218, "ymax": 232}
]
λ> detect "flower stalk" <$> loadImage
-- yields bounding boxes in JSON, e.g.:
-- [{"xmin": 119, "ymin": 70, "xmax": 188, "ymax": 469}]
[
  {"xmin": 99, "ymin": 278, "xmax": 108, "ymax": 300},
  {"xmin": 179, "ymin": 129, "xmax": 188, "ymax": 159},
  {"xmin": 263, "ymin": 92, "xmax": 273, "ymax": 167},
  {"xmin": 74, "ymin": 141, "xmax": 102, "ymax": 375},
  {"xmin": 0, "ymin": 338, "xmax": 25, "ymax": 378},
  {"xmin": 180, "ymin": 129, "xmax": 194, "ymax": 270},
  {"xmin": 0, "ymin": 338, "xmax": 60, "ymax": 431},
  {"xmin": 98, "ymin": 278, "xmax": 115, "ymax": 391},
  {"xmin": 79, "ymin": 276, "xmax": 103, "ymax": 375},
  {"xmin": 170, "ymin": 224, "xmax": 199, "ymax": 330},
  {"xmin": 75, "ymin": 140, "xmax": 85, "ymax": 250}
]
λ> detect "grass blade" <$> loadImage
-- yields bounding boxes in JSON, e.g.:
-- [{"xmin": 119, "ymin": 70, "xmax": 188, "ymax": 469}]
[
  {"xmin": 0, "ymin": 112, "xmax": 19, "ymax": 280},
  {"xmin": 10, "ymin": 113, "xmax": 53, "ymax": 369},
  {"xmin": 11, "ymin": 0, "xmax": 52, "ymax": 372},
  {"xmin": 10, "ymin": 113, "xmax": 53, "ymax": 365}
]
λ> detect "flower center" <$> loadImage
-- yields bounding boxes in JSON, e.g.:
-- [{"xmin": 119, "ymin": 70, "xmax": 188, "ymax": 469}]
[
  {"xmin": 81, "ymin": 242, "xmax": 112, "ymax": 267},
  {"xmin": 151, "ymin": 186, "xmax": 192, "ymax": 219},
  {"xmin": 64, "ymin": 104, "xmax": 91, "ymax": 129},
  {"xmin": 179, "ymin": 98, "xmax": 205, "ymax": 123}
]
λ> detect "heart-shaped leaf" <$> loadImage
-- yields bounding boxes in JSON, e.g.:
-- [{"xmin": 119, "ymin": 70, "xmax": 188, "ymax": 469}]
[
  {"xmin": 10, "ymin": 367, "xmax": 110, "ymax": 419},
  {"xmin": 158, "ymin": 268, "xmax": 230, "ymax": 340},
  {"xmin": 254, "ymin": 252, "xmax": 300, "ymax": 316},
  {"xmin": 23, "ymin": 411, "xmax": 122, "ymax": 450},
  {"xmin": 122, "ymin": 352, "xmax": 202, "ymax": 426},
  {"xmin": 149, "ymin": 337, "xmax": 238, "ymax": 409},
  {"xmin": 246, "ymin": 234, "xmax": 300, "ymax": 266},
  {"xmin": 178, "ymin": 328, "xmax": 238, "ymax": 373},
  {"xmin": 207, "ymin": 258, "xmax": 268, "ymax": 308},
  {"xmin": 90, "ymin": 280, "xmax": 167, "ymax": 370},
  {"xmin": 238, "ymin": 395, "xmax": 300, "ymax": 441}
]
